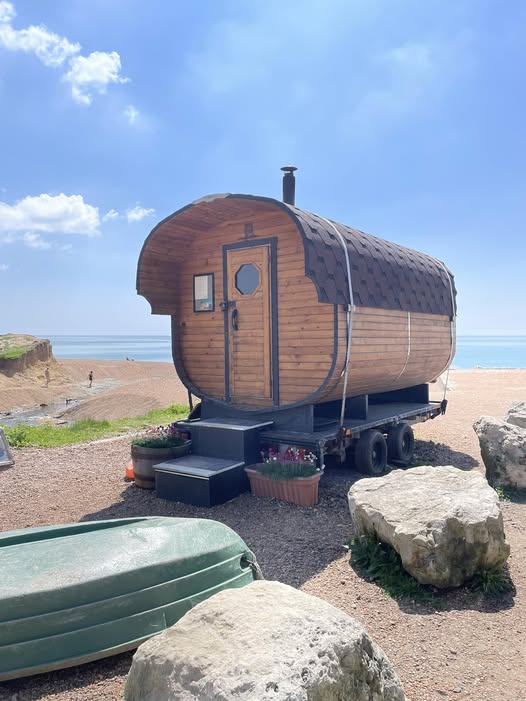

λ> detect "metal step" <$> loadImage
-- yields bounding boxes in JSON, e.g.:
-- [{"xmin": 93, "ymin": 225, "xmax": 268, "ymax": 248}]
[
  {"xmin": 154, "ymin": 455, "xmax": 248, "ymax": 507},
  {"xmin": 176, "ymin": 418, "xmax": 273, "ymax": 463},
  {"xmin": 155, "ymin": 455, "xmax": 244, "ymax": 478},
  {"xmin": 185, "ymin": 418, "xmax": 273, "ymax": 431}
]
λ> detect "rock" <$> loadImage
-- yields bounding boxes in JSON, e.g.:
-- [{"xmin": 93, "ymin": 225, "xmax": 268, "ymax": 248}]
[
  {"xmin": 504, "ymin": 401, "xmax": 526, "ymax": 430},
  {"xmin": 125, "ymin": 581, "xmax": 406, "ymax": 701},
  {"xmin": 348, "ymin": 466, "xmax": 509, "ymax": 588},
  {"xmin": 473, "ymin": 416, "xmax": 526, "ymax": 490}
]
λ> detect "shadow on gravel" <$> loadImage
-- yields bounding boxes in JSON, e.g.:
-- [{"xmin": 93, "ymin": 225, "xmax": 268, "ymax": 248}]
[
  {"xmin": 412, "ymin": 439, "xmax": 479, "ymax": 470},
  {"xmin": 80, "ymin": 467, "xmax": 357, "ymax": 589},
  {"xmin": 349, "ymin": 551, "xmax": 516, "ymax": 616},
  {"xmin": 0, "ymin": 651, "xmax": 133, "ymax": 700},
  {"xmin": 396, "ymin": 572, "xmax": 516, "ymax": 616},
  {"xmin": 499, "ymin": 489, "xmax": 526, "ymax": 504}
]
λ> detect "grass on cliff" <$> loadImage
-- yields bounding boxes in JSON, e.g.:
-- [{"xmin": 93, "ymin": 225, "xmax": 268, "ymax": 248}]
[
  {"xmin": 1, "ymin": 404, "xmax": 189, "ymax": 448},
  {"xmin": 0, "ymin": 346, "xmax": 32, "ymax": 360},
  {"xmin": 0, "ymin": 334, "xmax": 40, "ymax": 359}
]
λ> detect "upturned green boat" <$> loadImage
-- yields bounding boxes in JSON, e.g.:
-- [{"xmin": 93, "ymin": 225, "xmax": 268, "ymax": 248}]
[{"xmin": 0, "ymin": 516, "xmax": 260, "ymax": 681}]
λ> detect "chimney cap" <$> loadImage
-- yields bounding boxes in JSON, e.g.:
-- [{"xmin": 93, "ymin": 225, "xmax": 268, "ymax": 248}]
[{"xmin": 280, "ymin": 165, "xmax": 297, "ymax": 173}]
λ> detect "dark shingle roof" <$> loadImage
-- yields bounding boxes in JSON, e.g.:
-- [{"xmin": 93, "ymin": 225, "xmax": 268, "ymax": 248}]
[
  {"xmin": 138, "ymin": 193, "xmax": 457, "ymax": 319},
  {"xmin": 286, "ymin": 204, "xmax": 456, "ymax": 317}
]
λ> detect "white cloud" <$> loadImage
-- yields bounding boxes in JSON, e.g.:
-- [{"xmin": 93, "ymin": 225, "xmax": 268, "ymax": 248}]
[
  {"xmin": 0, "ymin": 193, "xmax": 100, "ymax": 238},
  {"xmin": 0, "ymin": 262, "xmax": 9, "ymax": 271},
  {"xmin": 0, "ymin": 2, "xmax": 15, "ymax": 23},
  {"xmin": 126, "ymin": 205, "xmax": 155, "ymax": 223},
  {"xmin": 124, "ymin": 104, "xmax": 139, "ymax": 125},
  {"xmin": 0, "ymin": 1, "xmax": 79, "ymax": 67},
  {"xmin": 102, "ymin": 208, "xmax": 119, "ymax": 222},
  {"xmin": 23, "ymin": 232, "xmax": 52, "ymax": 249},
  {"xmin": 64, "ymin": 51, "xmax": 129, "ymax": 105},
  {"xmin": 0, "ymin": 2, "xmax": 128, "ymax": 105}
]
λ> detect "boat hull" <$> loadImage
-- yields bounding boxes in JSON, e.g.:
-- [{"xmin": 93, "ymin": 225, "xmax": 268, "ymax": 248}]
[{"xmin": 0, "ymin": 516, "xmax": 259, "ymax": 681}]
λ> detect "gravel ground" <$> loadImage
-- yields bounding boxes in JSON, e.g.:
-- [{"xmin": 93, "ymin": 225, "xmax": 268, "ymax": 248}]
[{"xmin": 0, "ymin": 369, "xmax": 525, "ymax": 701}]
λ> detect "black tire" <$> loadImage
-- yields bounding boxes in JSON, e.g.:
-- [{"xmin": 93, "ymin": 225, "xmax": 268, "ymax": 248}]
[
  {"xmin": 355, "ymin": 430, "xmax": 388, "ymax": 476},
  {"xmin": 387, "ymin": 423, "xmax": 414, "ymax": 467}
]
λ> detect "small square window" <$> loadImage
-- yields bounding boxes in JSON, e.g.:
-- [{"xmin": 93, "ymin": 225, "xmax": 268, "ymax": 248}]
[{"xmin": 193, "ymin": 273, "xmax": 214, "ymax": 312}]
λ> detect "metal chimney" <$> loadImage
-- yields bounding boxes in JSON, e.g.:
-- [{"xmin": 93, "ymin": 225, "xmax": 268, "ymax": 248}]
[{"xmin": 281, "ymin": 166, "xmax": 297, "ymax": 206}]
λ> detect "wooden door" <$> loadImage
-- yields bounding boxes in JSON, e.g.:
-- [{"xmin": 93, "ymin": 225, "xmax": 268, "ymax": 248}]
[{"xmin": 225, "ymin": 244, "xmax": 272, "ymax": 403}]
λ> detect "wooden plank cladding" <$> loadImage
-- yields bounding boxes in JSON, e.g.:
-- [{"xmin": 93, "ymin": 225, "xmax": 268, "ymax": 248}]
[
  {"xmin": 320, "ymin": 307, "xmax": 453, "ymax": 402},
  {"xmin": 138, "ymin": 193, "xmax": 456, "ymax": 411}
]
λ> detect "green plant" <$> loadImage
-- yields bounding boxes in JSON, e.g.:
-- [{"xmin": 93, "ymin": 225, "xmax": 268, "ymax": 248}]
[
  {"xmin": 493, "ymin": 485, "xmax": 525, "ymax": 502},
  {"xmin": 0, "ymin": 346, "xmax": 33, "ymax": 360},
  {"xmin": 1, "ymin": 405, "xmax": 189, "ymax": 448},
  {"xmin": 0, "ymin": 334, "xmax": 40, "ymax": 359},
  {"xmin": 494, "ymin": 486, "xmax": 509, "ymax": 501},
  {"xmin": 349, "ymin": 535, "xmax": 435, "ymax": 602},
  {"xmin": 69, "ymin": 418, "xmax": 111, "ymax": 432},
  {"xmin": 131, "ymin": 435, "xmax": 186, "ymax": 449},
  {"xmin": 257, "ymin": 461, "xmax": 319, "ymax": 480},
  {"xmin": 469, "ymin": 566, "xmax": 513, "ymax": 595},
  {"xmin": 4, "ymin": 424, "xmax": 31, "ymax": 447},
  {"xmin": 257, "ymin": 446, "xmax": 321, "ymax": 480}
]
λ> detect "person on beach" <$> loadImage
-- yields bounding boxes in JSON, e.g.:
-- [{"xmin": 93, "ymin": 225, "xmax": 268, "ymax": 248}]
[
  {"xmin": 44, "ymin": 367, "xmax": 50, "ymax": 387},
  {"xmin": 88, "ymin": 370, "xmax": 94, "ymax": 388}
]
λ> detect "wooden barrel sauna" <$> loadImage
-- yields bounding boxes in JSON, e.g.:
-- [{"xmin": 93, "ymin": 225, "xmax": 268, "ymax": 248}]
[{"xmin": 137, "ymin": 193, "xmax": 456, "ymax": 412}]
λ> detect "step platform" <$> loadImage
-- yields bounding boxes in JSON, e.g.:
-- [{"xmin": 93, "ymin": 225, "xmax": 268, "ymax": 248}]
[
  {"xmin": 181, "ymin": 418, "xmax": 273, "ymax": 463},
  {"xmin": 154, "ymin": 455, "xmax": 248, "ymax": 507}
]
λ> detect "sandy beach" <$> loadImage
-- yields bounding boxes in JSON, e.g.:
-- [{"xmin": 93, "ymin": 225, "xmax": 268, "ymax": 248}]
[
  {"xmin": 0, "ymin": 368, "xmax": 525, "ymax": 701},
  {"xmin": 0, "ymin": 359, "xmax": 190, "ymax": 421}
]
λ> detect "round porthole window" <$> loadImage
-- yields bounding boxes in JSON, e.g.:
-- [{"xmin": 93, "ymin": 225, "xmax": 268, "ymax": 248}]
[{"xmin": 235, "ymin": 264, "xmax": 259, "ymax": 295}]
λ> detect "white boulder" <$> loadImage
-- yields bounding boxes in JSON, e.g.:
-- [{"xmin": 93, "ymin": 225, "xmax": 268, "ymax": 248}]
[
  {"xmin": 125, "ymin": 581, "xmax": 406, "ymax": 701},
  {"xmin": 473, "ymin": 416, "xmax": 526, "ymax": 490},
  {"xmin": 504, "ymin": 401, "xmax": 526, "ymax": 430},
  {"xmin": 348, "ymin": 466, "xmax": 509, "ymax": 588}
]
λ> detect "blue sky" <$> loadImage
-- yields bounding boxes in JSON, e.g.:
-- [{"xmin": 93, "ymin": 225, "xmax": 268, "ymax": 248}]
[{"xmin": 0, "ymin": 0, "xmax": 524, "ymax": 336}]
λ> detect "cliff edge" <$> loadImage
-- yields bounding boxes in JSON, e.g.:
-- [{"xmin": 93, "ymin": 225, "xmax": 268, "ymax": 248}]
[{"xmin": 0, "ymin": 334, "xmax": 67, "ymax": 383}]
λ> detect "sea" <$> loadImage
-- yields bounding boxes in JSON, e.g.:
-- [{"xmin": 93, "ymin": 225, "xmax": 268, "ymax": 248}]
[{"xmin": 44, "ymin": 335, "xmax": 526, "ymax": 369}]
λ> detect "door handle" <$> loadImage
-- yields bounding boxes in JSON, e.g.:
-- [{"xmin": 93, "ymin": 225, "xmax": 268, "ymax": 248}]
[{"xmin": 232, "ymin": 308, "xmax": 239, "ymax": 331}]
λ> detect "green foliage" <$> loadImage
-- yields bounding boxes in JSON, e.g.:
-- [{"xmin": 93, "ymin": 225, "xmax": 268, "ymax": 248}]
[
  {"xmin": 349, "ymin": 535, "xmax": 434, "ymax": 602},
  {"xmin": 1, "ymin": 405, "xmax": 189, "ymax": 448},
  {"xmin": 0, "ymin": 334, "xmax": 39, "ymax": 359},
  {"xmin": 4, "ymin": 424, "xmax": 31, "ymax": 447},
  {"xmin": 493, "ymin": 485, "xmax": 525, "ymax": 502},
  {"xmin": 132, "ymin": 435, "xmax": 186, "ymax": 449},
  {"xmin": 257, "ymin": 461, "xmax": 319, "ymax": 480},
  {"xmin": 469, "ymin": 566, "xmax": 513, "ymax": 595},
  {"xmin": 70, "ymin": 418, "xmax": 111, "ymax": 431},
  {"xmin": 0, "ymin": 345, "xmax": 32, "ymax": 359}
]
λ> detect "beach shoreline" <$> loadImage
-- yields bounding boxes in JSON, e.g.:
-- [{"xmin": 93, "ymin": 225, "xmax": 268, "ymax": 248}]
[
  {"xmin": 1, "ymin": 362, "xmax": 526, "ymax": 425},
  {"xmin": 0, "ymin": 359, "xmax": 189, "ymax": 422}
]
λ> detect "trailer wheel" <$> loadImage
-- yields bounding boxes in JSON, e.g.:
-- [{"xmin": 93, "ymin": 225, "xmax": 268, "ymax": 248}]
[
  {"xmin": 387, "ymin": 423, "xmax": 414, "ymax": 467},
  {"xmin": 355, "ymin": 430, "xmax": 388, "ymax": 476}
]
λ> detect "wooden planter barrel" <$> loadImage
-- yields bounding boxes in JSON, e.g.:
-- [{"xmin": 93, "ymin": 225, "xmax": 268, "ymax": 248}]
[
  {"xmin": 245, "ymin": 466, "xmax": 321, "ymax": 507},
  {"xmin": 131, "ymin": 442, "xmax": 191, "ymax": 489}
]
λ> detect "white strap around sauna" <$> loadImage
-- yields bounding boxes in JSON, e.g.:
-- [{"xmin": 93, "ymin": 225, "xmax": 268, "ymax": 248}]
[
  {"xmin": 318, "ymin": 216, "xmax": 354, "ymax": 427},
  {"xmin": 430, "ymin": 256, "xmax": 457, "ymax": 401}
]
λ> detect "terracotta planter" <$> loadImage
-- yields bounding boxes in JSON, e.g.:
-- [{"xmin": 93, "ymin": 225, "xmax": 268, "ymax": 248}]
[
  {"xmin": 131, "ymin": 441, "xmax": 191, "ymax": 489},
  {"xmin": 245, "ymin": 466, "xmax": 321, "ymax": 506}
]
